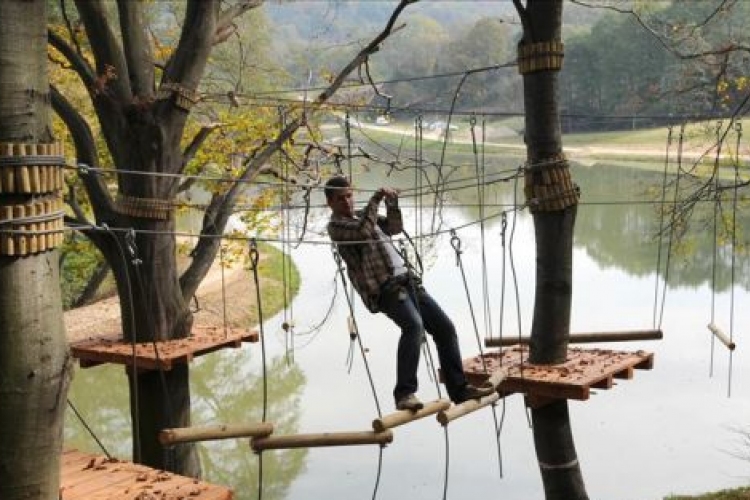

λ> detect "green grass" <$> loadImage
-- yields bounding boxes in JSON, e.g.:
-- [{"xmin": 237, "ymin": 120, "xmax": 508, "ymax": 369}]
[{"xmin": 665, "ymin": 487, "xmax": 750, "ymax": 499}]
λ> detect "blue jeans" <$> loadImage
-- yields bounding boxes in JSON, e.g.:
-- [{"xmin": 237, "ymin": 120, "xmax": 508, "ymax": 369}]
[{"xmin": 378, "ymin": 282, "xmax": 468, "ymax": 403}]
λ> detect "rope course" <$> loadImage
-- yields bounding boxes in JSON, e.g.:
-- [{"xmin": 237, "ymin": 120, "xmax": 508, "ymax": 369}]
[{"xmin": 12, "ymin": 58, "xmax": 745, "ymax": 496}]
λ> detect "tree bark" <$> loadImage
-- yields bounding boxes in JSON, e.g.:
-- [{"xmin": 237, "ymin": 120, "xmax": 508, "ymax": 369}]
[
  {"xmin": 0, "ymin": 1, "xmax": 72, "ymax": 499},
  {"xmin": 515, "ymin": 1, "xmax": 589, "ymax": 498}
]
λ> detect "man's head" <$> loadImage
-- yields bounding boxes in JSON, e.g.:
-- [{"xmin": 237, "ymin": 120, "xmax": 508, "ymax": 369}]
[{"xmin": 325, "ymin": 175, "xmax": 355, "ymax": 217}]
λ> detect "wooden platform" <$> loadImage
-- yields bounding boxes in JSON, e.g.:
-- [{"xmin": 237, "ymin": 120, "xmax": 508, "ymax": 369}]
[
  {"xmin": 60, "ymin": 449, "xmax": 232, "ymax": 500},
  {"xmin": 71, "ymin": 326, "xmax": 259, "ymax": 371},
  {"xmin": 463, "ymin": 346, "xmax": 654, "ymax": 402}
]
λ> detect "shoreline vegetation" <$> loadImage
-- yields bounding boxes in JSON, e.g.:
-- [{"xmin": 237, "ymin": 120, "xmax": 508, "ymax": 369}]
[{"xmin": 350, "ymin": 118, "xmax": 746, "ymax": 175}]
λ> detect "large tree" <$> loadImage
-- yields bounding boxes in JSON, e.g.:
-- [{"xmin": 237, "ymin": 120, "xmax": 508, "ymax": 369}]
[
  {"xmin": 0, "ymin": 1, "xmax": 72, "ymax": 499},
  {"xmin": 49, "ymin": 0, "xmax": 417, "ymax": 476},
  {"xmin": 512, "ymin": 1, "xmax": 589, "ymax": 499}
]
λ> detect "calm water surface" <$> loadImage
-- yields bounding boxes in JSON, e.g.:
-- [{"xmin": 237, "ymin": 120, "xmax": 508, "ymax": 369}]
[{"xmin": 65, "ymin": 163, "xmax": 750, "ymax": 499}]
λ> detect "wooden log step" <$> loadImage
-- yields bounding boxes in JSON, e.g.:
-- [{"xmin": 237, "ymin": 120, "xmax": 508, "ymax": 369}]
[
  {"xmin": 437, "ymin": 392, "xmax": 501, "ymax": 426},
  {"xmin": 160, "ymin": 422, "xmax": 274, "ymax": 445},
  {"xmin": 707, "ymin": 323, "xmax": 736, "ymax": 350},
  {"xmin": 485, "ymin": 329, "xmax": 663, "ymax": 348},
  {"xmin": 251, "ymin": 430, "xmax": 393, "ymax": 452},
  {"xmin": 372, "ymin": 399, "xmax": 450, "ymax": 433}
]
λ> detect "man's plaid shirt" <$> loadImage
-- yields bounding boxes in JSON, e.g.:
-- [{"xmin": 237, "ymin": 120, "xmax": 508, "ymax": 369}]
[{"xmin": 328, "ymin": 192, "xmax": 403, "ymax": 312}]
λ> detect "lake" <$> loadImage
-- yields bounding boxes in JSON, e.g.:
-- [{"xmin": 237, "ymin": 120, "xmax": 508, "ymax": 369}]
[{"xmin": 65, "ymin": 160, "xmax": 750, "ymax": 500}]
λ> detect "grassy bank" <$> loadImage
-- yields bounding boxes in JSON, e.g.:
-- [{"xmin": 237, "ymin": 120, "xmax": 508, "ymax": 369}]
[{"xmin": 665, "ymin": 487, "xmax": 750, "ymax": 499}]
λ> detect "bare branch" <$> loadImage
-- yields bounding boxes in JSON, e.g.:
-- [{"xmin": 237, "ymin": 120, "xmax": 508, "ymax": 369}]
[
  {"xmin": 66, "ymin": 182, "xmax": 90, "ymax": 225},
  {"xmin": 73, "ymin": 0, "xmax": 132, "ymax": 100},
  {"xmin": 48, "ymin": 29, "xmax": 95, "ymax": 88},
  {"xmin": 180, "ymin": 0, "xmax": 420, "ymax": 299},
  {"xmin": 117, "ymin": 0, "xmax": 155, "ymax": 98},
  {"xmin": 569, "ymin": 0, "xmax": 750, "ymax": 61},
  {"xmin": 60, "ymin": 0, "xmax": 89, "ymax": 70},
  {"xmin": 162, "ymin": 0, "xmax": 219, "ymax": 92},
  {"xmin": 213, "ymin": 0, "xmax": 263, "ymax": 45}
]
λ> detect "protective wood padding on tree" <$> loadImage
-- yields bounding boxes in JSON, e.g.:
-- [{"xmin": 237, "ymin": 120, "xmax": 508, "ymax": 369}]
[
  {"xmin": 0, "ymin": 194, "xmax": 65, "ymax": 256},
  {"xmin": 517, "ymin": 40, "xmax": 564, "ymax": 75},
  {"xmin": 0, "ymin": 142, "xmax": 66, "ymax": 194},
  {"xmin": 156, "ymin": 82, "xmax": 201, "ymax": 111},
  {"xmin": 115, "ymin": 193, "xmax": 174, "ymax": 220},
  {"xmin": 524, "ymin": 156, "xmax": 579, "ymax": 212}
]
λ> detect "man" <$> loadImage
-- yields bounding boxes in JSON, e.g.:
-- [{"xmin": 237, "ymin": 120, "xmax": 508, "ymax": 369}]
[{"xmin": 325, "ymin": 175, "xmax": 495, "ymax": 411}]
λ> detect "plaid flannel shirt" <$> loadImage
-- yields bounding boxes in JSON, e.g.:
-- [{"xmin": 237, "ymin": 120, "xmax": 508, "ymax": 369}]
[{"xmin": 328, "ymin": 192, "xmax": 403, "ymax": 312}]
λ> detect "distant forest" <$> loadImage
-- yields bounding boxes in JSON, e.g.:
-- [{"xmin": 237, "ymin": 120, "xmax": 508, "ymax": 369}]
[{"xmin": 255, "ymin": 0, "xmax": 748, "ymax": 131}]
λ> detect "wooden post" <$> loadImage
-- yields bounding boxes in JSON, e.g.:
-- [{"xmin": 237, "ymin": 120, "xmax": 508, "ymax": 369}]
[
  {"xmin": 437, "ymin": 393, "xmax": 501, "ymax": 426},
  {"xmin": 485, "ymin": 329, "xmax": 663, "ymax": 347},
  {"xmin": 159, "ymin": 422, "xmax": 274, "ymax": 445},
  {"xmin": 251, "ymin": 430, "xmax": 393, "ymax": 452},
  {"xmin": 707, "ymin": 323, "xmax": 736, "ymax": 350},
  {"xmin": 372, "ymin": 399, "xmax": 451, "ymax": 433}
]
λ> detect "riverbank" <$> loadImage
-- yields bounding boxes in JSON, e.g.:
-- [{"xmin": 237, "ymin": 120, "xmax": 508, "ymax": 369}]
[
  {"xmin": 65, "ymin": 242, "xmax": 299, "ymax": 343},
  {"xmin": 666, "ymin": 487, "xmax": 750, "ymax": 499}
]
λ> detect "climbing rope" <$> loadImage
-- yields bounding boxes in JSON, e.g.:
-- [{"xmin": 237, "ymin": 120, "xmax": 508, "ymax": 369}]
[
  {"xmin": 66, "ymin": 399, "xmax": 112, "ymax": 459},
  {"xmin": 249, "ymin": 239, "xmax": 270, "ymax": 500},
  {"xmin": 653, "ymin": 125, "xmax": 675, "ymax": 329},
  {"xmin": 220, "ymin": 245, "xmax": 229, "ymax": 338},
  {"xmin": 331, "ymin": 246, "xmax": 386, "ymax": 500},
  {"xmin": 102, "ymin": 225, "xmax": 142, "ymax": 464},
  {"xmin": 655, "ymin": 122, "xmax": 687, "ymax": 331},
  {"xmin": 448, "ymin": 229, "xmax": 504, "ymax": 478},
  {"xmin": 124, "ymin": 229, "xmax": 178, "ymax": 471}
]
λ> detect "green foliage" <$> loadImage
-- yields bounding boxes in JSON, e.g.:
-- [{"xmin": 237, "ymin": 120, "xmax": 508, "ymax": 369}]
[
  {"xmin": 561, "ymin": 1, "xmax": 750, "ymax": 129},
  {"xmin": 59, "ymin": 235, "xmax": 107, "ymax": 309},
  {"xmin": 665, "ymin": 487, "xmax": 750, "ymax": 499}
]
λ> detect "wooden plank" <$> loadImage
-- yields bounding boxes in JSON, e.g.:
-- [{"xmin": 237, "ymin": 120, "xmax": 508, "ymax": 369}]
[
  {"xmin": 71, "ymin": 328, "xmax": 259, "ymax": 371},
  {"xmin": 462, "ymin": 346, "xmax": 654, "ymax": 402},
  {"xmin": 60, "ymin": 450, "xmax": 232, "ymax": 500}
]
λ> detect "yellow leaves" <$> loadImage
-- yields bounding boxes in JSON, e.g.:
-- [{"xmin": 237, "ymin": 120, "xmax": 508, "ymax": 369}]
[
  {"xmin": 736, "ymin": 76, "xmax": 749, "ymax": 91},
  {"xmin": 183, "ymin": 106, "xmax": 278, "ymax": 185}
]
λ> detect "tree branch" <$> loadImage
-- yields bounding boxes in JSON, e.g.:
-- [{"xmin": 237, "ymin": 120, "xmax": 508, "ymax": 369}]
[
  {"xmin": 162, "ymin": 0, "xmax": 218, "ymax": 92},
  {"xmin": 117, "ymin": 0, "xmax": 155, "ymax": 98},
  {"xmin": 71, "ymin": 261, "xmax": 111, "ymax": 308},
  {"xmin": 214, "ymin": 0, "xmax": 263, "ymax": 45},
  {"xmin": 48, "ymin": 29, "xmax": 95, "ymax": 88},
  {"xmin": 73, "ymin": 0, "xmax": 132, "ymax": 100},
  {"xmin": 179, "ymin": 0, "xmax": 420, "ymax": 299},
  {"xmin": 182, "ymin": 123, "xmax": 222, "ymax": 167},
  {"xmin": 569, "ymin": 0, "xmax": 748, "ymax": 61},
  {"xmin": 50, "ymin": 85, "xmax": 116, "ymax": 219},
  {"xmin": 66, "ymin": 182, "xmax": 90, "ymax": 224}
]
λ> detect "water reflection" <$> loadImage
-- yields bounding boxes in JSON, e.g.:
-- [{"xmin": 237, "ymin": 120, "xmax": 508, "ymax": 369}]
[
  {"xmin": 65, "ymin": 350, "xmax": 306, "ymax": 500},
  {"xmin": 66, "ymin": 157, "xmax": 750, "ymax": 500}
]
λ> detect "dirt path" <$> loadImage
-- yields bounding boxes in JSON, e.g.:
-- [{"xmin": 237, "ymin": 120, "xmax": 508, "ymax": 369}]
[{"xmin": 64, "ymin": 261, "xmax": 246, "ymax": 344}]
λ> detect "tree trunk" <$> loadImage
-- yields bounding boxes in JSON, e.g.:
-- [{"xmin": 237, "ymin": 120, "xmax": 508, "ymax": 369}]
[
  {"xmin": 516, "ymin": 1, "xmax": 589, "ymax": 498},
  {"xmin": 103, "ymin": 220, "xmax": 198, "ymax": 476},
  {"xmin": 0, "ymin": 2, "xmax": 72, "ymax": 499}
]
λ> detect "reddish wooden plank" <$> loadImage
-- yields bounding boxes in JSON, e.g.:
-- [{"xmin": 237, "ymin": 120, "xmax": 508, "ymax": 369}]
[
  {"xmin": 461, "ymin": 346, "xmax": 654, "ymax": 402},
  {"xmin": 60, "ymin": 450, "xmax": 232, "ymax": 500},
  {"xmin": 71, "ymin": 327, "xmax": 259, "ymax": 371}
]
